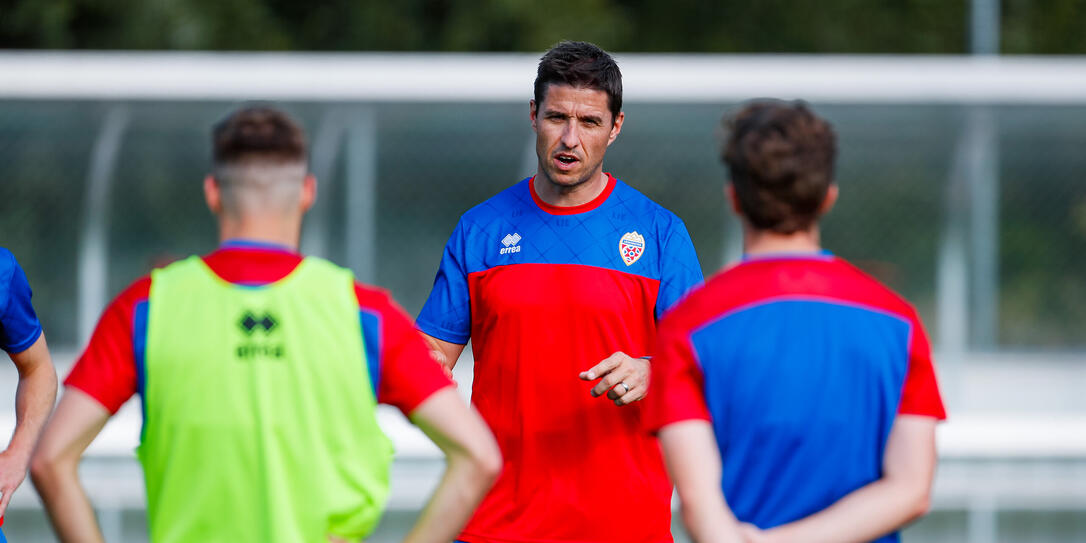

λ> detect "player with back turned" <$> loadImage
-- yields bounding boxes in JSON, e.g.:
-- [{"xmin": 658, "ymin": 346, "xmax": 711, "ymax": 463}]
[
  {"xmin": 417, "ymin": 41, "xmax": 703, "ymax": 543},
  {"xmin": 30, "ymin": 106, "xmax": 501, "ymax": 543},
  {"xmin": 647, "ymin": 101, "xmax": 946, "ymax": 543}
]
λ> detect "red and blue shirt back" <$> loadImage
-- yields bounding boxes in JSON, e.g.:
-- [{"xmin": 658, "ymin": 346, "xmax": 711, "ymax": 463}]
[
  {"xmin": 647, "ymin": 252, "xmax": 946, "ymax": 543},
  {"xmin": 66, "ymin": 240, "xmax": 451, "ymax": 417},
  {"xmin": 418, "ymin": 174, "xmax": 703, "ymax": 543}
]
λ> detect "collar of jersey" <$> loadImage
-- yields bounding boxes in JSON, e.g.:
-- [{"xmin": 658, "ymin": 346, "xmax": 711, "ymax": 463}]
[
  {"xmin": 529, "ymin": 173, "xmax": 617, "ymax": 215},
  {"xmin": 203, "ymin": 240, "xmax": 304, "ymax": 287},
  {"xmin": 741, "ymin": 249, "xmax": 835, "ymax": 262},
  {"xmin": 220, "ymin": 238, "xmax": 299, "ymax": 254}
]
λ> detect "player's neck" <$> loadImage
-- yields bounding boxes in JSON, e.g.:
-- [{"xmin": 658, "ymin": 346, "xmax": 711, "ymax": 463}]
[
  {"xmin": 218, "ymin": 216, "xmax": 301, "ymax": 251},
  {"xmin": 533, "ymin": 170, "xmax": 609, "ymax": 208},
  {"xmin": 743, "ymin": 226, "xmax": 822, "ymax": 256}
]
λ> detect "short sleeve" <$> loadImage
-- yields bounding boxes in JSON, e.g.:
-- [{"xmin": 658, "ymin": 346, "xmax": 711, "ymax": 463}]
[
  {"xmin": 64, "ymin": 278, "xmax": 148, "ymax": 414},
  {"xmin": 357, "ymin": 285, "xmax": 454, "ymax": 416},
  {"xmin": 416, "ymin": 219, "xmax": 472, "ymax": 344},
  {"xmin": 655, "ymin": 218, "xmax": 704, "ymax": 319},
  {"xmin": 0, "ymin": 251, "xmax": 44, "ymax": 354},
  {"xmin": 897, "ymin": 316, "xmax": 947, "ymax": 420},
  {"xmin": 644, "ymin": 313, "xmax": 712, "ymax": 434}
]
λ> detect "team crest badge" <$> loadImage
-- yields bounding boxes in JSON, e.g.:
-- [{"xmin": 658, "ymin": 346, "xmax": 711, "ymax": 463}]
[{"xmin": 619, "ymin": 231, "xmax": 646, "ymax": 266}]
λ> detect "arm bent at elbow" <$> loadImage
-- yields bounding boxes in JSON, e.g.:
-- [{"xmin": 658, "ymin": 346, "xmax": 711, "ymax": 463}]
[
  {"xmin": 30, "ymin": 388, "xmax": 111, "ymax": 543},
  {"xmin": 0, "ymin": 333, "xmax": 58, "ymax": 516},
  {"xmin": 759, "ymin": 415, "xmax": 939, "ymax": 543},
  {"xmin": 402, "ymin": 387, "xmax": 501, "ymax": 543},
  {"xmin": 880, "ymin": 415, "xmax": 938, "ymax": 523},
  {"xmin": 658, "ymin": 420, "xmax": 744, "ymax": 543}
]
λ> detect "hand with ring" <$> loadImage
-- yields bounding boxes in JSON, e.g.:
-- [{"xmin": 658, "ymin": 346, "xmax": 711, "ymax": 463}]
[{"xmin": 579, "ymin": 351, "xmax": 650, "ymax": 406}]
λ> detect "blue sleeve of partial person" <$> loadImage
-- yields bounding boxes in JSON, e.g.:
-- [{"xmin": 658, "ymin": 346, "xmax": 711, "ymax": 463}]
[
  {"xmin": 0, "ymin": 249, "xmax": 44, "ymax": 354},
  {"xmin": 416, "ymin": 219, "xmax": 472, "ymax": 345},
  {"xmin": 655, "ymin": 219, "xmax": 704, "ymax": 320}
]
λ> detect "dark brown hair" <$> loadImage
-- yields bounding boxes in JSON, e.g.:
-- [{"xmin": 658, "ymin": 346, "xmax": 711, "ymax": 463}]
[
  {"xmin": 722, "ymin": 101, "xmax": 837, "ymax": 234},
  {"xmin": 534, "ymin": 41, "xmax": 622, "ymax": 121},
  {"xmin": 212, "ymin": 106, "xmax": 307, "ymax": 166}
]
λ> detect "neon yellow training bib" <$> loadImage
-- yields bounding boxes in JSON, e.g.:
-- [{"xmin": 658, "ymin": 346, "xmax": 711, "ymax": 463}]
[{"xmin": 138, "ymin": 255, "xmax": 392, "ymax": 543}]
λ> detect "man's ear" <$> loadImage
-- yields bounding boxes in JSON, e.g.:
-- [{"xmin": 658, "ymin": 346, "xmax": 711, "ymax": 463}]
[
  {"xmin": 725, "ymin": 183, "xmax": 744, "ymax": 216},
  {"xmin": 607, "ymin": 111, "xmax": 625, "ymax": 147},
  {"xmin": 529, "ymin": 99, "xmax": 538, "ymax": 130},
  {"xmin": 300, "ymin": 174, "xmax": 317, "ymax": 213},
  {"xmin": 819, "ymin": 184, "xmax": 839, "ymax": 215},
  {"xmin": 204, "ymin": 175, "xmax": 222, "ymax": 216}
]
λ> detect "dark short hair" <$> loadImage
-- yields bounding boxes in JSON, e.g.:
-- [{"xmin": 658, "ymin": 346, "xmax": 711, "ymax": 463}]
[
  {"xmin": 722, "ymin": 101, "xmax": 837, "ymax": 234},
  {"xmin": 212, "ymin": 106, "xmax": 307, "ymax": 166},
  {"xmin": 534, "ymin": 41, "xmax": 622, "ymax": 121}
]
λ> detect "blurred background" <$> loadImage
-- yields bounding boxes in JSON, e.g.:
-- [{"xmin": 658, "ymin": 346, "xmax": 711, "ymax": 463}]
[{"xmin": 2, "ymin": 0, "xmax": 1085, "ymax": 541}]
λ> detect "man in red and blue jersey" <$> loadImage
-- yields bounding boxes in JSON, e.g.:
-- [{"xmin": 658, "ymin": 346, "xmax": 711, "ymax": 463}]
[
  {"xmin": 31, "ymin": 106, "xmax": 500, "ymax": 543},
  {"xmin": 417, "ymin": 41, "xmax": 704, "ymax": 543},
  {"xmin": 0, "ymin": 248, "xmax": 59, "ymax": 542},
  {"xmin": 647, "ymin": 101, "xmax": 946, "ymax": 543}
]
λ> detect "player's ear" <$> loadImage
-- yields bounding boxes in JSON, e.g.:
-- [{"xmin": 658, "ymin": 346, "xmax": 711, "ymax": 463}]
[
  {"xmin": 300, "ymin": 174, "xmax": 317, "ymax": 213},
  {"xmin": 204, "ymin": 175, "xmax": 223, "ymax": 216},
  {"xmin": 607, "ymin": 111, "xmax": 624, "ymax": 146},
  {"xmin": 819, "ymin": 184, "xmax": 839, "ymax": 215},
  {"xmin": 529, "ymin": 99, "xmax": 538, "ymax": 129},
  {"xmin": 725, "ymin": 183, "xmax": 744, "ymax": 216}
]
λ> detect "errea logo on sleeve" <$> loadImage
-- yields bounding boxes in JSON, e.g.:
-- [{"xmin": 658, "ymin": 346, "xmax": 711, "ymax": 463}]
[{"xmin": 500, "ymin": 233, "xmax": 522, "ymax": 255}]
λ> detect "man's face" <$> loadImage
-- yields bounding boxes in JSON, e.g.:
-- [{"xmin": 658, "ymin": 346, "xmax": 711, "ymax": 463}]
[{"xmin": 531, "ymin": 84, "xmax": 624, "ymax": 190}]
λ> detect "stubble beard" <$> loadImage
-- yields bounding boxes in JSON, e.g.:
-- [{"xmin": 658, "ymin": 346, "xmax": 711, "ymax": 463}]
[{"xmin": 537, "ymin": 158, "xmax": 603, "ymax": 196}]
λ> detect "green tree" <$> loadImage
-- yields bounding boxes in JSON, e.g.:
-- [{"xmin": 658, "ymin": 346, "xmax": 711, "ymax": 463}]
[{"xmin": 1003, "ymin": 0, "xmax": 1086, "ymax": 53}]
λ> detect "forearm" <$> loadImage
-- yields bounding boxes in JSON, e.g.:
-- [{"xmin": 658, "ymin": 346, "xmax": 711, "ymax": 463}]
[
  {"xmin": 404, "ymin": 389, "xmax": 500, "ymax": 543},
  {"xmin": 30, "ymin": 389, "xmax": 112, "ymax": 542},
  {"xmin": 7, "ymin": 355, "xmax": 58, "ymax": 461},
  {"xmin": 766, "ymin": 416, "xmax": 938, "ymax": 543},
  {"xmin": 31, "ymin": 460, "xmax": 105, "ymax": 543},
  {"xmin": 402, "ymin": 453, "xmax": 495, "ymax": 543},
  {"xmin": 5, "ymin": 335, "xmax": 58, "ymax": 462},
  {"xmin": 680, "ymin": 496, "xmax": 742, "ymax": 543},
  {"xmin": 764, "ymin": 477, "xmax": 928, "ymax": 543}
]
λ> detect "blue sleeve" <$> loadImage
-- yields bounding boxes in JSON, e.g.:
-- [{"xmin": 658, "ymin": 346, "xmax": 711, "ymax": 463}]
[
  {"xmin": 416, "ymin": 219, "xmax": 472, "ymax": 344},
  {"xmin": 655, "ymin": 218, "xmax": 704, "ymax": 320},
  {"xmin": 0, "ymin": 251, "xmax": 44, "ymax": 354}
]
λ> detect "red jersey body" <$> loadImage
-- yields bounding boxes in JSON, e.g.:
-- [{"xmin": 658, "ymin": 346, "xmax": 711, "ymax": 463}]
[{"xmin": 417, "ymin": 176, "xmax": 704, "ymax": 543}]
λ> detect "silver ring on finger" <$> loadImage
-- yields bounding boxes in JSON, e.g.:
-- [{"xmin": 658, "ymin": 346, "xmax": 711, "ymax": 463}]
[{"xmin": 618, "ymin": 382, "xmax": 630, "ymax": 394}]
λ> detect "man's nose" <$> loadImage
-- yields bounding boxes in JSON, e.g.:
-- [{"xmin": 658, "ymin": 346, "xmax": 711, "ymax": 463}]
[{"xmin": 560, "ymin": 121, "xmax": 579, "ymax": 148}]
